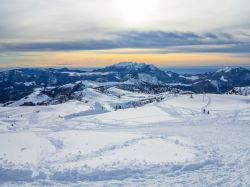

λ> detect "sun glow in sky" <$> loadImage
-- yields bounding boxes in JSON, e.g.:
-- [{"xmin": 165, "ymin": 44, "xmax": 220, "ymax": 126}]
[
  {"xmin": 113, "ymin": 0, "xmax": 159, "ymax": 26},
  {"xmin": 0, "ymin": 0, "xmax": 249, "ymax": 67}
]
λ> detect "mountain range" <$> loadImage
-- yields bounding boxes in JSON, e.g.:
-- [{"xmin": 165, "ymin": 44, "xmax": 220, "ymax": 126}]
[{"xmin": 1, "ymin": 62, "xmax": 250, "ymax": 105}]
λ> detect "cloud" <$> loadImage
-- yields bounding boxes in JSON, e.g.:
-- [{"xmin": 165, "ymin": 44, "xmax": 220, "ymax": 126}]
[
  {"xmin": 0, "ymin": 0, "xmax": 249, "ymax": 54},
  {"xmin": 181, "ymin": 43, "xmax": 250, "ymax": 53},
  {"xmin": 0, "ymin": 0, "xmax": 249, "ymax": 43},
  {"xmin": 0, "ymin": 31, "xmax": 249, "ymax": 53}
]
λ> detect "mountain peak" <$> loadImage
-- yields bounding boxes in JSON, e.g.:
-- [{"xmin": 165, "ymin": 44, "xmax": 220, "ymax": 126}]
[
  {"xmin": 216, "ymin": 67, "xmax": 247, "ymax": 73},
  {"xmin": 94, "ymin": 62, "xmax": 161, "ymax": 73},
  {"xmin": 113, "ymin": 62, "xmax": 140, "ymax": 67},
  {"xmin": 110, "ymin": 62, "xmax": 158, "ymax": 71}
]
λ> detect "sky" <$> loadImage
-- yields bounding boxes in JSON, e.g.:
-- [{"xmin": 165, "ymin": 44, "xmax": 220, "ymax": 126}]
[{"xmin": 0, "ymin": 0, "xmax": 250, "ymax": 67}]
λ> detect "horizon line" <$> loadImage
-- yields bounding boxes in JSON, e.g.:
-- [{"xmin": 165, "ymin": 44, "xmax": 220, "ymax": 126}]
[{"xmin": 1, "ymin": 62, "xmax": 250, "ymax": 69}]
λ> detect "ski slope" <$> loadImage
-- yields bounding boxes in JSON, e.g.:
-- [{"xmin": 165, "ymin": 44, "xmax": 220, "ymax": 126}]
[{"xmin": 0, "ymin": 94, "xmax": 250, "ymax": 186}]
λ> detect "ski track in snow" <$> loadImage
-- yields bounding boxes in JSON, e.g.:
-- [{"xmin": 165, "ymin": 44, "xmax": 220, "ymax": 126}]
[{"xmin": 0, "ymin": 94, "xmax": 250, "ymax": 186}]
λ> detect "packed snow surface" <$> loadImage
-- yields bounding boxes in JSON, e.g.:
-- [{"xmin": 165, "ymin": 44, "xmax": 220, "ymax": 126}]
[{"xmin": 0, "ymin": 93, "xmax": 250, "ymax": 186}]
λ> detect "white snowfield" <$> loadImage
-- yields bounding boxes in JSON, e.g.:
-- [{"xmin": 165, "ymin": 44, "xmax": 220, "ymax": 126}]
[{"xmin": 0, "ymin": 92, "xmax": 250, "ymax": 186}]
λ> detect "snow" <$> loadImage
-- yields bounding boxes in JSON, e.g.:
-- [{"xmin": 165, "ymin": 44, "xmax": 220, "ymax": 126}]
[
  {"xmin": 8, "ymin": 89, "xmax": 50, "ymax": 106},
  {"xmin": 24, "ymin": 81, "xmax": 35, "ymax": 86},
  {"xmin": 209, "ymin": 80, "xmax": 219, "ymax": 90},
  {"xmin": 138, "ymin": 73, "xmax": 161, "ymax": 84},
  {"xmin": 107, "ymin": 87, "xmax": 146, "ymax": 98},
  {"xmin": 73, "ymin": 137, "xmax": 195, "ymax": 168},
  {"xmin": 220, "ymin": 76, "xmax": 228, "ymax": 82},
  {"xmin": 110, "ymin": 62, "xmax": 157, "ymax": 71},
  {"xmin": 184, "ymin": 75, "xmax": 199, "ymax": 81},
  {"xmin": 228, "ymin": 87, "xmax": 250, "ymax": 95},
  {"xmin": 112, "ymin": 62, "xmax": 145, "ymax": 69},
  {"xmin": 166, "ymin": 83, "xmax": 192, "ymax": 87},
  {"xmin": 179, "ymin": 75, "xmax": 199, "ymax": 81},
  {"xmin": 9, "ymin": 86, "xmax": 158, "ymax": 110},
  {"xmin": 167, "ymin": 72, "xmax": 172, "ymax": 77},
  {"xmin": 95, "ymin": 105, "xmax": 178, "ymax": 125},
  {"xmin": 76, "ymin": 87, "xmax": 155, "ymax": 111},
  {"xmin": 0, "ymin": 133, "xmax": 56, "ymax": 166},
  {"xmin": 15, "ymin": 82, "xmax": 35, "ymax": 86},
  {"xmin": 0, "ymin": 93, "xmax": 250, "ymax": 186},
  {"xmin": 61, "ymin": 72, "xmax": 115, "ymax": 76},
  {"xmin": 216, "ymin": 67, "xmax": 232, "ymax": 73},
  {"xmin": 60, "ymin": 83, "xmax": 75, "ymax": 88}
]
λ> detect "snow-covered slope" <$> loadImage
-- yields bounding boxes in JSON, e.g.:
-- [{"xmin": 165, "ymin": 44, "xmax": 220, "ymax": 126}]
[
  {"xmin": 8, "ymin": 85, "xmax": 165, "ymax": 112},
  {"xmin": 227, "ymin": 86, "xmax": 250, "ymax": 95},
  {"xmin": 1, "ymin": 94, "xmax": 250, "ymax": 186}
]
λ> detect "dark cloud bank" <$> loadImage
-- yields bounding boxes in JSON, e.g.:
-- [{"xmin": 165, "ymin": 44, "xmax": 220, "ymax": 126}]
[{"xmin": 0, "ymin": 31, "xmax": 249, "ymax": 53}]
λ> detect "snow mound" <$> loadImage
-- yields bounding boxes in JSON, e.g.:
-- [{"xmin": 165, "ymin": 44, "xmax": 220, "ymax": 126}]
[
  {"xmin": 0, "ymin": 131, "xmax": 197, "ymax": 183},
  {"xmin": 8, "ymin": 89, "xmax": 50, "ymax": 106}
]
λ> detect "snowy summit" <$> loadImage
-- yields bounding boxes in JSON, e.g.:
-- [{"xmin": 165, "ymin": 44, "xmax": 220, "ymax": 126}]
[{"xmin": 111, "ymin": 62, "xmax": 158, "ymax": 70}]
